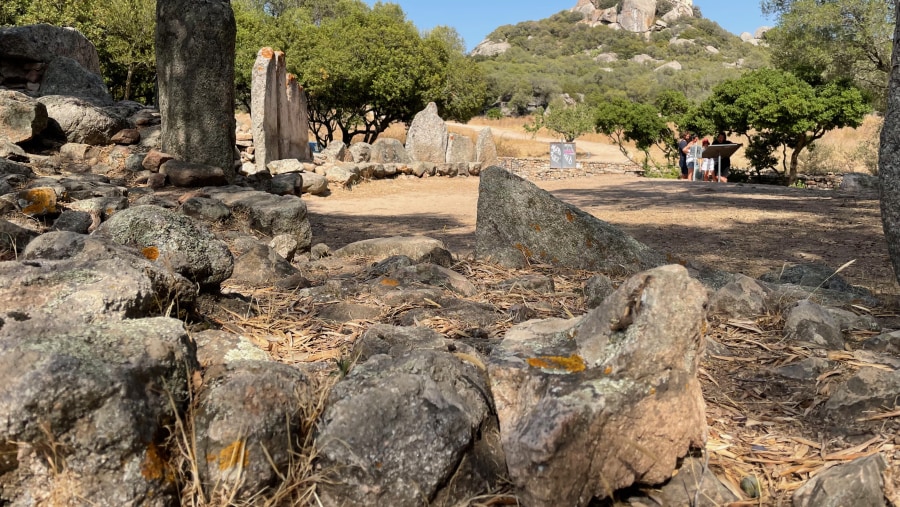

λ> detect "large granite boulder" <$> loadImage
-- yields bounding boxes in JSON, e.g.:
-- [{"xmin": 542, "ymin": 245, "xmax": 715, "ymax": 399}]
[
  {"xmin": 0, "ymin": 90, "xmax": 48, "ymax": 143},
  {"xmin": 7, "ymin": 231, "xmax": 197, "ymax": 322},
  {"xmin": 0, "ymin": 317, "xmax": 195, "ymax": 505},
  {"xmin": 94, "ymin": 205, "xmax": 234, "ymax": 288},
  {"xmin": 405, "ymin": 102, "xmax": 447, "ymax": 163},
  {"xmin": 488, "ymin": 265, "xmax": 708, "ymax": 506},
  {"xmin": 0, "ymin": 24, "xmax": 102, "ymax": 75},
  {"xmin": 619, "ymin": 0, "xmax": 658, "ymax": 33},
  {"xmin": 475, "ymin": 166, "xmax": 664, "ymax": 273},
  {"xmin": 156, "ymin": 0, "xmax": 236, "ymax": 178},
  {"xmin": 37, "ymin": 95, "xmax": 131, "ymax": 145},
  {"xmin": 39, "ymin": 56, "xmax": 112, "ymax": 105}
]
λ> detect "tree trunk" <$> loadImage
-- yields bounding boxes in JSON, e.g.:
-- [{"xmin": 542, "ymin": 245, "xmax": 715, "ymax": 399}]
[
  {"xmin": 788, "ymin": 137, "xmax": 807, "ymax": 186},
  {"xmin": 879, "ymin": 1, "xmax": 900, "ymax": 286},
  {"xmin": 124, "ymin": 64, "xmax": 134, "ymax": 102}
]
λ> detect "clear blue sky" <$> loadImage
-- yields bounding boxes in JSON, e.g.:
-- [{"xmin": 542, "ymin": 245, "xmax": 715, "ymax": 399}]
[{"xmin": 364, "ymin": 1, "xmax": 776, "ymax": 52}]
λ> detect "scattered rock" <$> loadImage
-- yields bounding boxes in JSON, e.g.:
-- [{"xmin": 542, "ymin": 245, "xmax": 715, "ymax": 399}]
[
  {"xmin": 94, "ymin": 205, "xmax": 234, "ymax": 288},
  {"xmin": 0, "ymin": 316, "xmax": 195, "ymax": 506},
  {"xmin": 792, "ymin": 453, "xmax": 887, "ymax": 507},
  {"xmin": 0, "ymin": 90, "xmax": 48, "ymax": 143},
  {"xmin": 487, "ymin": 265, "xmax": 708, "ymax": 506},
  {"xmin": 333, "ymin": 236, "xmax": 453, "ymax": 267},
  {"xmin": 160, "ymin": 159, "xmax": 229, "ymax": 187},
  {"xmin": 824, "ymin": 367, "xmax": 900, "ymax": 420},
  {"xmin": 317, "ymin": 349, "xmax": 497, "ymax": 507},
  {"xmin": 783, "ymin": 301, "xmax": 844, "ymax": 349},
  {"xmin": 194, "ymin": 361, "xmax": 312, "ymax": 499}
]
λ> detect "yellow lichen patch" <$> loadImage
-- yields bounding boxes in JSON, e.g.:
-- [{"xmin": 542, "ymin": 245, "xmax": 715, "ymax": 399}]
[
  {"xmin": 604, "ymin": 365, "xmax": 613, "ymax": 375},
  {"xmin": 141, "ymin": 443, "xmax": 166, "ymax": 480},
  {"xmin": 142, "ymin": 246, "xmax": 160, "ymax": 261},
  {"xmin": 19, "ymin": 188, "xmax": 57, "ymax": 216},
  {"xmin": 566, "ymin": 210, "xmax": 575, "ymax": 223},
  {"xmin": 380, "ymin": 278, "xmax": 400, "ymax": 287},
  {"xmin": 526, "ymin": 354, "xmax": 586, "ymax": 373},
  {"xmin": 218, "ymin": 440, "xmax": 249, "ymax": 471}
]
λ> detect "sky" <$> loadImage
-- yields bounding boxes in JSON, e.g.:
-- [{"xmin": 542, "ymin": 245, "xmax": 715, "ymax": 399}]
[{"xmin": 363, "ymin": 1, "xmax": 776, "ymax": 52}]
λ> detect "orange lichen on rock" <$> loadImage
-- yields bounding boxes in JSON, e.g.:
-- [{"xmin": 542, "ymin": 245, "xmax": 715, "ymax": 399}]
[
  {"xmin": 515, "ymin": 243, "xmax": 533, "ymax": 258},
  {"xmin": 142, "ymin": 246, "xmax": 160, "ymax": 261},
  {"xmin": 217, "ymin": 440, "xmax": 249, "ymax": 471},
  {"xmin": 566, "ymin": 210, "xmax": 575, "ymax": 223},
  {"xmin": 380, "ymin": 278, "xmax": 400, "ymax": 287},
  {"xmin": 531, "ymin": 223, "xmax": 542, "ymax": 232},
  {"xmin": 141, "ymin": 443, "xmax": 167, "ymax": 481},
  {"xmin": 259, "ymin": 47, "xmax": 274, "ymax": 59},
  {"xmin": 527, "ymin": 354, "xmax": 586, "ymax": 373}
]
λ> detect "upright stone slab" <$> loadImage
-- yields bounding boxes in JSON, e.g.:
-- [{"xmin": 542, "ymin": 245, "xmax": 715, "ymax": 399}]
[
  {"xmin": 282, "ymin": 74, "xmax": 311, "ymax": 160},
  {"xmin": 156, "ymin": 0, "xmax": 236, "ymax": 180},
  {"xmin": 446, "ymin": 132, "xmax": 475, "ymax": 164},
  {"xmin": 252, "ymin": 49, "xmax": 310, "ymax": 172},
  {"xmin": 405, "ymin": 102, "xmax": 447, "ymax": 163},
  {"xmin": 476, "ymin": 128, "xmax": 498, "ymax": 167},
  {"xmin": 251, "ymin": 47, "xmax": 280, "ymax": 173}
]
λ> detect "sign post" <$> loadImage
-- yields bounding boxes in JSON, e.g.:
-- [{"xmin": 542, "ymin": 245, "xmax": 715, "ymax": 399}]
[
  {"xmin": 701, "ymin": 143, "xmax": 741, "ymax": 180},
  {"xmin": 550, "ymin": 142, "xmax": 576, "ymax": 169}
]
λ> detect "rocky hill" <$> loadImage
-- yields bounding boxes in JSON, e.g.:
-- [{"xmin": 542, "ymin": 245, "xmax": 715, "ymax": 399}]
[{"xmin": 472, "ymin": 0, "xmax": 771, "ymax": 113}]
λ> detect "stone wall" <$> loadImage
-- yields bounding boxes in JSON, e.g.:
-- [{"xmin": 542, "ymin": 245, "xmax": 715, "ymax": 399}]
[{"xmin": 496, "ymin": 157, "xmax": 643, "ymax": 181}]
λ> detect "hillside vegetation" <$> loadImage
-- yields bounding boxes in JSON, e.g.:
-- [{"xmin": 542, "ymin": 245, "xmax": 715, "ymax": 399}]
[{"xmin": 475, "ymin": 10, "xmax": 771, "ymax": 113}]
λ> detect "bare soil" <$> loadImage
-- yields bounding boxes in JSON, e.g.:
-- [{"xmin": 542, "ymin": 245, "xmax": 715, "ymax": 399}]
[{"xmin": 306, "ymin": 173, "xmax": 898, "ymax": 299}]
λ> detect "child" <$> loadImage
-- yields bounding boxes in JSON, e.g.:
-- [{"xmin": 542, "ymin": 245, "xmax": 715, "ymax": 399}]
[{"xmin": 699, "ymin": 139, "xmax": 715, "ymax": 181}]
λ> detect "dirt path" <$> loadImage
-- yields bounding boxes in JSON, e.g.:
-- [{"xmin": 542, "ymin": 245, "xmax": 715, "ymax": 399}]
[{"xmin": 306, "ymin": 173, "xmax": 897, "ymax": 298}]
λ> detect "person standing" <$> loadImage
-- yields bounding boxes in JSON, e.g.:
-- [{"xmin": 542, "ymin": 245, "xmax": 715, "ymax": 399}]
[
  {"xmin": 677, "ymin": 131, "xmax": 690, "ymax": 180},
  {"xmin": 711, "ymin": 132, "xmax": 733, "ymax": 182},
  {"xmin": 684, "ymin": 133, "xmax": 701, "ymax": 181}
]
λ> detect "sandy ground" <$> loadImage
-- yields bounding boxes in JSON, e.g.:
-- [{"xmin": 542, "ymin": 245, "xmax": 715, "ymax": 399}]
[{"xmin": 306, "ymin": 173, "xmax": 898, "ymax": 298}]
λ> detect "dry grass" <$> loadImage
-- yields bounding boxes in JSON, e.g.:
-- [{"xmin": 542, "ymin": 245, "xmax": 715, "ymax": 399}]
[
  {"xmin": 202, "ymin": 253, "xmax": 900, "ymax": 506},
  {"xmin": 167, "ymin": 362, "xmax": 335, "ymax": 507}
]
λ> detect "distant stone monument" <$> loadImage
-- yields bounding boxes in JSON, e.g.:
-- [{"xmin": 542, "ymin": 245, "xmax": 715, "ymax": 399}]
[
  {"xmin": 251, "ymin": 47, "xmax": 311, "ymax": 173},
  {"xmin": 156, "ymin": 0, "xmax": 236, "ymax": 181}
]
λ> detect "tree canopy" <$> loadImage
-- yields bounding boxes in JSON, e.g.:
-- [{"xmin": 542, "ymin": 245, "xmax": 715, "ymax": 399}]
[
  {"xmin": 695, "ymin": 68, "xmax": 869, "ymax": 183},
  {"xmin": 595, "ymin": 96, "xmax": 674, "ymax": 169},
  {"xmin": 763, "ymin": 0, "xmax": 893, "ymax": 109}
]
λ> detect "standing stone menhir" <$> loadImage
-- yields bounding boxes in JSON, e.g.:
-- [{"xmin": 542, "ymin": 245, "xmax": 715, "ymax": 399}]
[{"xmin": 156, "ymin": 0, "xmax": 237, "ymax": 181}]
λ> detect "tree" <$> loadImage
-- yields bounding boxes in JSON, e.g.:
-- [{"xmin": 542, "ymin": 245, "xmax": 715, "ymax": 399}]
[
  {"xmin": 544, "ymin": 103, "xmax": 594, "ymax": 142},
  {"xmin": 697, "ymin": 68, "xmax": 869, "ymax": 184},
  {"xmin": 879, "ymin": 1, "xmax": 900, "ymax": 286},
  {"xmin": 95, "ymin": 0, "xmax": 155, "ymax": 101},
  {"xmin": 595, "ymin": 97, "xmax": 672, "ymax": 168},
  {"xmin": 290, "ymin": 1, "xmax": 486, "ymax": 145},
  {"xmin": 763, "ymin": 0, "xmax": 893, "ymax": 108}
]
